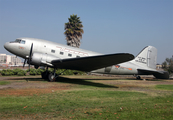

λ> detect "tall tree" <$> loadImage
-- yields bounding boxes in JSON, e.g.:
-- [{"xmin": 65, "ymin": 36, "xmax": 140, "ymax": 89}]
[
  {"xmin": 162, "ymin": 57, "xmax": 173, "ymax": 76},
  {"xmin": 64, "ymin": 14, "xmax": 84, "ymax": 48}
]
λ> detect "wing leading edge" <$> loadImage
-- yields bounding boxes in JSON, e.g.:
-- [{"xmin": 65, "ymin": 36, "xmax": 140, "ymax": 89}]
[{"xmin": 51, "ymin": 53, "xmax": 134, "ymax": 72}]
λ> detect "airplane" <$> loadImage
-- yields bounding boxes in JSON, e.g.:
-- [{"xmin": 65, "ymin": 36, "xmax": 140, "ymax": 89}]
[
  {"xmin": 91, "ymin": 46, "xmax": 169, "ymax": 79},
  {"xmin": 4, "ymin": 38, "xmax": 169, "ymax": 81},
  {"xmin": 4, "ymin": 37, "xmax": 134, "ymax": 81}
]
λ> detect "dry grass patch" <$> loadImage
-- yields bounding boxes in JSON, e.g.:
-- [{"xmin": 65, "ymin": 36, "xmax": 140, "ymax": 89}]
[{"xmin": 0, "ymin": 87, "xmax": 69, "ymax": 96}]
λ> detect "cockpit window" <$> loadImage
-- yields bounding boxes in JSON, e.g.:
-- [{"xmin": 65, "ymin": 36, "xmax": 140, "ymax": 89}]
[
  {"xmin": 20, "ymin": 40, "xmax": 25, "ymax": 44},
  {"xmin": 12, "ymin": 39, "xmax": 25, "ymax": 44},
  {"xmin": 15, "ymin": 39, "xmax": 21, "ymax": 43}
]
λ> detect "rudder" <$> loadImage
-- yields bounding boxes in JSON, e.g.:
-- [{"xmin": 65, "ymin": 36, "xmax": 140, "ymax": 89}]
[{"xmin": 132, "ymin": 46, "xmax": 157, "ymax": 69}]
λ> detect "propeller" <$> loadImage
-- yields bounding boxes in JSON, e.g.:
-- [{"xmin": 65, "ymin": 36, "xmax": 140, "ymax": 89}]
[
  {"xmin": 28, "ymin": 43, "xmax": 33, "ymax": 71},
  {"xmin": 23, "ymin": 59, "xmax": 26, "ymax": 68},
  {"xmin": 23, "ymin": 43, "xmax": 33, "ymax": 71}
]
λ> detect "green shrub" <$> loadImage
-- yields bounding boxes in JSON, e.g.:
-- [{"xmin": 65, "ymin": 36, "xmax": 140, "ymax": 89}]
[
  {"xmin": 55, "ymin": 69, "xmax": 85, "ymax": 75},
  {"xmin": 64, "ymin": 69, "xmax": 74, "ymax": 75},
  {"xmin": 1, "ymin": 69, "xmax": 26, "ymax": 76},
  {"xmin": 0, "ymin": 68, "xmax": 85, "ymax": 76},
  {"xmin": 5, "ymin": 72, "xmax": 10, "ymax": 76},
  {"xmin": 17, "ymin": 72, "xmax": 25, "ymax": 76},
  {"xmin": 1, "ymin": 69, "xmax": 14, "ymax": 76},
  {"xmin": 36, "ymin": 69, "xmax": 45, "ymax": 75},
  {"xmin": 27, "ymin": 68, "xmax": 45, "ymax": 75},
  {"xmin": 29, "ymin": 68, "xmax": 37, "ymax": 75},
  {"xmin": 13, "ymin": 68, "xmax": 21, "ymax": 75},
  {"xmin": 13, "ymin": 68, "xmax": 26, "ymax": 76},
  {"xmin": 8, "ymin": 69, "xmax": 14, "ymax": 76},
  {"xmin": 0, "ymin": 70, "xmax": 5, "ymax": 75}
]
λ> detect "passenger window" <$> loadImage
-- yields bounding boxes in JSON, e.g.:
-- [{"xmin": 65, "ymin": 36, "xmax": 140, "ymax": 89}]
[
  {"xmin": 60, "ymin": 52, "xmax": 64, "ymax": 55},
  {"xmin": 76, "ymin": 56, "xmax": 80, "ymax": 58},
  {"xmin": 68, "ymin": 54, "xmax": 72, "ymax": 57},
  {"xmin": 51, "ymin": 50, "xmax": 55, "ymax": 53}
]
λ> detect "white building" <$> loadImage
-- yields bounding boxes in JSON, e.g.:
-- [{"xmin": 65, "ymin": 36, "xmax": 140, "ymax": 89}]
[{"xmin": 0, "ymin": 54, "xmax": 22, "ymax": 65}]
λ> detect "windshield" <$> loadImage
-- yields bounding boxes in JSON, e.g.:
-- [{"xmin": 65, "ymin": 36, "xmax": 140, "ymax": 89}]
[
  {"xmin": 10, "ymin": 39, "xmax": 25, "ymax": 44},
  {"xmin": 15, "ymin": 39, "xmax": 21, "ymax": 43}
]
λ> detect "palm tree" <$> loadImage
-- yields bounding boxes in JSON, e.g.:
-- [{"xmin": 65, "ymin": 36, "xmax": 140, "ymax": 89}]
[{"xmin": 64, "ymin": 14, "xmax": 84, "ymax": 48}]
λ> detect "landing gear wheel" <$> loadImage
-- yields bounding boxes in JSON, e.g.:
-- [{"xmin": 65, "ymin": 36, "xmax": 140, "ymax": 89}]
[
  {"xmin": 136, "ymin": 76, "xmax": 141, "ymax": 80},
  {"xmin": 48, "ymin": 73, "xmax": 56, "ymax": 82}
]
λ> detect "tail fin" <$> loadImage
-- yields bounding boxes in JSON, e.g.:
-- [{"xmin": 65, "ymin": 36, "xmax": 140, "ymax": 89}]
[{"xmin": 132, "ymin": 46, "xmax": 157, "ymax": 69}]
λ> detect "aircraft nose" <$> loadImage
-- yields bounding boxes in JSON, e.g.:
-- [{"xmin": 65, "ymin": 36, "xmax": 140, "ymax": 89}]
[{"xmin": 4, "ymin": 42, "xmax": 10, "ymax": 50}]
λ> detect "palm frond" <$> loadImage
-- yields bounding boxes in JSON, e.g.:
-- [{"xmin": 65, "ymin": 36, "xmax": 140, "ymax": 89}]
[{"xmin": 64, "ymin": 14, "xmax": 84, "ymax": 48}]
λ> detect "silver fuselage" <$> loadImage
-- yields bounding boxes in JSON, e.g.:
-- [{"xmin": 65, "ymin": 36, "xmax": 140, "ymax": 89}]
[{"xmin": 4, "ymin": 38, "xmax": 155, "ymax": 75}]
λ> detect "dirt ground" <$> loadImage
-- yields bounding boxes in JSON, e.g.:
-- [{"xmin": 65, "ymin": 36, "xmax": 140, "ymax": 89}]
[
  {"xmin": 0, "ymin": 76, "xmax": 74, "ymax": 96},
  {"xmin": 0, "ymin": 75, "xmax": 173, "ymax": 96}
]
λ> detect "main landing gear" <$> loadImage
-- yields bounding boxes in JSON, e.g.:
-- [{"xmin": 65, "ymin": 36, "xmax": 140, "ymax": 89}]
[
  {"xmin": 134, "ymin": 75, "xmax": 141, "ymax": 80},
  {"xmin": 41, "ymin": 68, "xmax": 57, "ymax": 82},
  {"xmin": 48, "ymin": 69, "xmax": 57, "ymax": 82},
  {"xmin": 41, "ymin": 67, "xmax": 66, "ymax": 82}
]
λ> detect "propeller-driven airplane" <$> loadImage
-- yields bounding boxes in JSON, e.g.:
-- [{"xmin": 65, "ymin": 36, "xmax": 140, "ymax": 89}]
[
  {"xmin": 4, "ymin": 38, "xmax": 169, "ymax": 81},
  {"xmin": 4, "ymin": 38, "xmax": 134, "ymax": 81}
]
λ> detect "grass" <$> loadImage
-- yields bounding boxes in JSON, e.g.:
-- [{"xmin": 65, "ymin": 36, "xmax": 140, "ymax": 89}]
[
  {"xmin": 0, "ymin": 81, "xmax": 10, "ymax": 85},
  {"xmin": 0, "ymin": 76, "xmax": 173, "ymax": 120},
  {"xmin": 155, "ymin": 85, "xmax": 173, "ymax": 90}
]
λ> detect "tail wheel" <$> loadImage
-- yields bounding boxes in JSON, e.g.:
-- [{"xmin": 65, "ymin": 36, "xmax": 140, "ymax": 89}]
[{"xmin": 136, "ymin": 76, "xmax": 141, "ymax": 80}]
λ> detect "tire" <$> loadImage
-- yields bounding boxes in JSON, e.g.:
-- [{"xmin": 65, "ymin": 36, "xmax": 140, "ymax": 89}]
[
  {"xmin": 48, "ymin": 73, "xmax": 56, "ymax": 82},
  {"xmin": 136, "ymin": 76, "xmax": 141, "ymax": 80}
]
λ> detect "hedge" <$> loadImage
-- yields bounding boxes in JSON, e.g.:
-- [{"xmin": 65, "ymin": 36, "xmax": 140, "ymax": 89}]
[{"xmin": 0, "ymin": 68, "xmax": 85, "ymax": 76}]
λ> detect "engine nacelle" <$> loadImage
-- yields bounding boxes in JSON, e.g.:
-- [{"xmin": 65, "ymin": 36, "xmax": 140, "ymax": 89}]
[{"xmin": 31, "ymin": 52, "xmax": 59, "ymax": 66}]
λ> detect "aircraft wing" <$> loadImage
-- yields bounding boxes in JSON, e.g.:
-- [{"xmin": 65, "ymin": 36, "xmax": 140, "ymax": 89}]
[
  {"xmin": 51, "ymin": 53, "xmax": 134, "ymax": 72},
  {"xmin": 138, "ymin": 69, "xmax": 169, "ymax": 79}
]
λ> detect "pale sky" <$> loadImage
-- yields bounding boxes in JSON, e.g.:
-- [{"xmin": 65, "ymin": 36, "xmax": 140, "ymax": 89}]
[{"xmin": 0, "ymin": 0, "xmax": 173, "ymax": 64}]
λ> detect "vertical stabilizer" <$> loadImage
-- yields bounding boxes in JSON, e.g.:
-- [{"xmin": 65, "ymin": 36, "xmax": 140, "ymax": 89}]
[{"xmin": 132, "ymin": 46, "xmax": 157, "ymax": 69}]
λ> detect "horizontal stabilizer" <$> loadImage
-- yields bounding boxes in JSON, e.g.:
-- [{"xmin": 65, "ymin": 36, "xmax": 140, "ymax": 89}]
[
  {"xmin": 51, "ymin": 53, "xmax": 134, "ymax": 72},
  {"xmin": 138, "ymin": 69, "xmax": 169, "ymax": 79}
]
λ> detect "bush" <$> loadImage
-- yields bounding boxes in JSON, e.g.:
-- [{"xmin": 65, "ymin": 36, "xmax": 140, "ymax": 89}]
[
  {"xmin": 0, "ymin": 68, "xmax": 85, "ymax": 76},
  {"xmin": 55, "ymin": 69, "xmax": 85, "ymax": 75},
  {"xmin": 29, "ymin": 68, "xmax": 37, "ymax": 75},
  {"xmin": 1, "ymin": 69, "xmax": 14, "ymax": 76},
  {"xmin": 13, "ymin": 68, "xmax": 26, "ymax": 75},
  {"xmin": 0, "ymin": 69, "xmax": 26, "ymax": 76},
  {"xmin": 36, "ymin": 69, "xmax": 45, "ymax": 75},
  {"xmin": 27, "ymin": 68, "xmax": 45, "ymax": 75},
  {"xmin": 17, "ymin": 71, "xmax": 26, "ymax": 76}
]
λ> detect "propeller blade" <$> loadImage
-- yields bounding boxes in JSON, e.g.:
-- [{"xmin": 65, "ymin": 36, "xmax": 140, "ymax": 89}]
[
  {"xmin": 28, "ymin": 43, "xmax": 33, "ymax": 71},
  {"xmin": 29, "ymin": 43, "xmax": 33, "ymax": 59},
  {"xmin": 29, "ymin": 62, "xmax": 30, "ymax": 71},
  {"xmin": 23, "ymin": 59, "xmax": 26, "ymax": 68}
]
